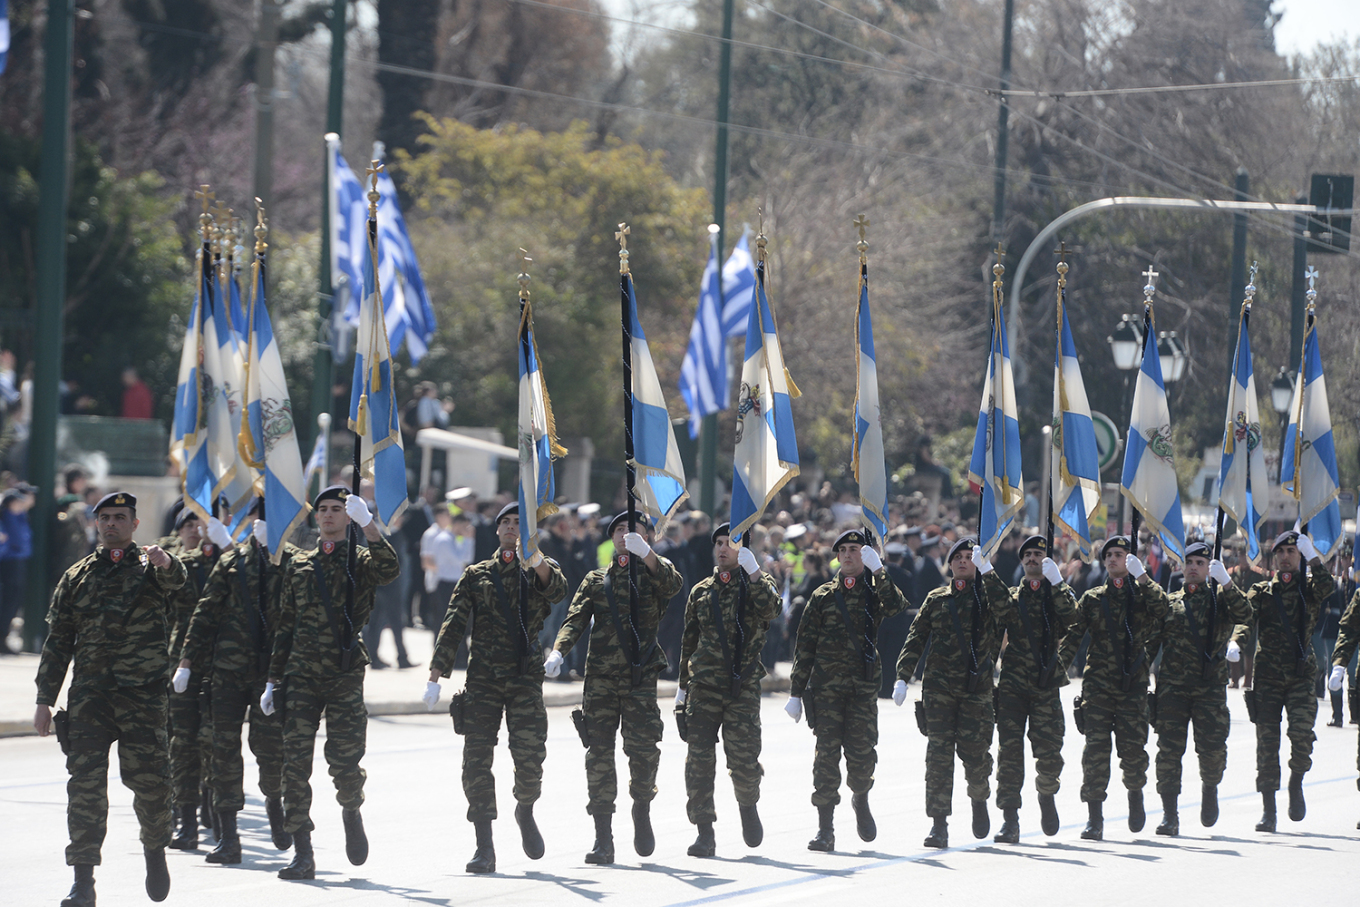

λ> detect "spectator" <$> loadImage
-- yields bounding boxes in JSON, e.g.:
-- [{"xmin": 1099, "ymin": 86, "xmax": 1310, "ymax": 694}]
[
  {"xmin": 120, "ymin": 367, "xmax": 154, "ymax": 419},
  {"xmin": 0, "ymin": 483, "xmax": 36, "ymax": 652},
  {"xmin": 364, "ymin": 506, "xmax": 416, "ymax": 669},
  {"xmin": 420, "ymin": 508, "xmax": 474, "ymax": 634}
]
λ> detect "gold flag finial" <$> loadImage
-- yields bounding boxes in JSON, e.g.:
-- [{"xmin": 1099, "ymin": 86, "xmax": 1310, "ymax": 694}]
[
  {"xmin": 517, "ymin": 249, "xmax": 533, "ymax": 303},
  {"xmin": 254, "ymin": 197, "xmax": 268, "ymax": 255},
  {"xmin": 194, "ymin": 185, "xmax": 215, "ymax": 240},
  {"xmin": 755, "ymin": 208, "xmax": 768, "ymax": 265},
  {"xmin": 1054, "ymin": 241, "xmax": 1074, "ymax": 287},
  {"xmin": 992, "ymin": 243, "xmax": 1005, "ymax": 282},
  {"xmin": 1242, "ymin": 260, "xmax": 1258, "ymax": 312},
  {"xmin": 365, "ymin": 160, "xmax": 383, "ymax": 217},
  {"xmin": 1141, "ymin": 265, "xmax": 1159, "ymax": 304},
  {"xmin": 854, "ymin": 214, "xmax": 869, "ymax": 265},
  {"xmin": 616, "ymin": 222, "xmax": 631, "ymax": 276},
  {"xmin": 1305, "ymin": 264, "xmax": 1319, "ymax": 312}
]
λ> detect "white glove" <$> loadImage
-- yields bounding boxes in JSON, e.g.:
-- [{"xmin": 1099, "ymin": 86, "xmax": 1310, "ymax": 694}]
[
  {"xmin": 172, "ymin": 667, "xmax": 191, "ymax": 694},
  {"xmin": 1329, "ymin": 665, "xmax": 1347, "ymax": 691},
  {"xmin": 737, "ymin": 546, "xmax": 760, "ymax": 576},
  {"xmin": 860, "ymin": 547, "xmax": 883, "ymax": 573},
  {"xmin": 675, "ymin": 687, "xmax": 687, "ymax": 707},
  {"xmin": 544, "ymin": 650, "xmax": 564, "ymax": 679},
  {"xmin": 892, "ymin": 679, "xmax": 908, "ymax": 706},
  {"xmin": 1125, "ymin": 553, "xmax": 1146, "ymax": 579},
  {"xmin": 624, "ymin": 532, "xmax": 652, "ymax": 558},
  {"xmin": 260, "ymin": 682, "xmax": 276, "ymax": 716},
  {"xmin": 1209, "ymin": 559, "xmax": 1231, "ymax": 586},
  {"xmin": 1041, "ymin": 557, "xmax": 1063, "ymax": 586},
  {"xmin": 524, "ymin": 548, "xmax": 544, "ymax": 569},
  {"xmin": 784, "ymin": 696, "xmax": 803, "ymax": 723},
  {"xmin": 252, "ymin": 519, "xmax": 269, "ymax": 548},
  {"xmin": 345, "ymin": 494, "xmax": 373, "ymax": 527},
  {"xmin": 206, "ymin": 516, "xmax": 233, "ymax": 549},
  {"xmin": 422, "ymin": 681, "xmax": 442, "ymax": 711},
  {"xmin": 1226, "ymin": 640, "xmax": 1241, "ymax": 663},
  {"xmin": 970, "ymin": 544, "xmax": 993, "ymax": 575},
  {"xmin": 1296, "ymin": 534, "xmax": 1319, "ymax": 562}
]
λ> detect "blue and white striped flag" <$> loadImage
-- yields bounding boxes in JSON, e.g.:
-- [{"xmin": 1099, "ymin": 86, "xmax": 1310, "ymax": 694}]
[
  {"xmin": 517, "ymin": 295, "xmax": 566, "ymax": 564},
  {"xmin": 853, "ymin": 269, "xmax": 887, "ymax": 538},
  {"xmin": 304, "ymin": 426, "xmax": 327, "ymax": 488},
  {"xmin": 1052, "ymin": 290, "xmax": 1101, "ymax": 560},
  {"xmin": 207, "ymin": 257, "xmax": 255, "ymax": 532},
  {"xmin": 326, "ymin": 134, "xmax": 368, "ymax": 326},
  {"xmin": 1283, "ymin": 310, "xmax": 1343, "ymax": 559},
  {"xmin": 172, "ymin": 246, "xmax": 209, "ymax": 507},
  {"xmin": 626, "ymin": 274, "xmax": 689, "ymax": 524},
  {"xmin": 720, "ymin": 229, "xmax": 756, "ymax": 338},
  {"xmin": 679, "ymin": 232, "xmax": 727, "ymax": 439},
  {"xmin": 1120, "ymin": 314, "xmax": 1185, "ymax": 561},
  {"xmin": 0, "ymin": 1, "xmax": 9, "ymax": 75},
  {"xmin": 371, "ymin": 166, "xmax": 436, "ymax": 363},
  {"xmin": 1218, "ymin": 304, "xmax": 1268, "ymax": 563},
  {"xmin": 730, "ymin": 258, "xmax": 800, "ymax": 542},
  {"xmin": 967, "ymin": 298, "xmax": 1023, "ymax": 558}
]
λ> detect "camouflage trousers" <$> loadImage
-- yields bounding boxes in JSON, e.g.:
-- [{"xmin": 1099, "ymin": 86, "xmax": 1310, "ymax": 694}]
[
  {"xmin": 63, "ymin": 681, "xmax": 172, "ymax": 865},
  {"xmin": 684, "ymin": 681, "xmax": 763, "ymax": 825},
  {"xmin": 1251, "ymin": 667, "xmax": 1317, "ymax": 791},
  {"xmin": 461, "ymin": 673, "xmax": 547, "ymax": 822},
  {"xmin": 1153, "ymin": 684, "xmax": 1230, "ymax": 794},
  {"xmin": 922, "ymin": 683, "xmax": 994, "ymax": 817},
  {"xmin": 581, "ymin": 673, "xmax": 663, "ymax": 816},
  {"xmin": 1079, "ymin": 686, "xmax": 1149, "ymax": 802},
  {"xmin": 168, "ymin": 669, "xmax": 211, "ymax": 806},
  {"xmin": 210, "ymin": 668, "xmax": 284, "ymax": 812},
  {"xmin": 809, "ymin": 678, "xmax": 879, "ymax": 808},
  {"xmin": 994, "ymin": 678, "xmax": 1065, "ymax": 809},
  {"xmin": 281, "ymin": 670, "xmax": 367, "ymax": 834}
]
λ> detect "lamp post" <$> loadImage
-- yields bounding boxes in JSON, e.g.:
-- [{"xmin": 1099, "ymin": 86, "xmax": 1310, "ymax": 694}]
[{"xmin": 1271, "ymin": 366, "xmax": 1294, "ymax": 482}]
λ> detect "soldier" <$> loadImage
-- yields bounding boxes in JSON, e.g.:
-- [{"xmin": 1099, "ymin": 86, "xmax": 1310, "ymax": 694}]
[
  {"xmin": 174, "ymin": 497, "xmax": 295, "ymax": 864},
  {"xmin": 1327, "ymin": 570, "xmax": 1360, "ymax": 828},
  {"xmin": 1147, "ymin": 541, "xmax": 1251, "ymax": 835},
  {"xmin": 1230, "ymin": 530, "xmax": 1332, "ymax": 831},
  {"xmin": 892, "ymin": 537, "xmax": 1013, "ymax": 849},
  {"xmin": 992, "ymin": 536, "xmax": 1078, "ymax": 843},
  {"xmin": 544, "ymin": 511, "xmax": 682, "ymax": 864},
  {"xmin": 423, "ymin": 501, "xmax": 567, "ymax": 874},
  {"xmin": 1059, "ymin": 535, "xmax": 1168, "ymax": 841},
  {"xmin": 262, "ymin": 485, "xmax": 400, "ymax": 880},
  {"xmin": 676, "ymin": 521, "xmax": 778, "ymax": 858},
  {"xmin": 785, "ymin": 527, "xmax": 907, "ymax": 852},
  {"xmin": 33, "ymin": 491, "xmax": 187, "ymax": 906}
]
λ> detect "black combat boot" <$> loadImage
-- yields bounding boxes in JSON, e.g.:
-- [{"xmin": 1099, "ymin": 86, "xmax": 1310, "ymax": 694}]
[
  {"xmin": 585, "ymin": 813, "xmax": 614, "ymax": 865},
  {"xmin": 266, "ymin": 797, "xmax": 292, "ymax": 850},
  {"xmin": 1127, "ymin": 789, "xmax": 1146, "ymax": 833},
  {"xmin": 59, "ymin": 864, "xmax": 95, "ymax": 907},
  {"xmin": 739, "ymin": 804, "xmax": 763, "ymax": 847},
  {"xmin": 466, "ymin": 820, "xmax": 495, "ymax": 874},
  {"xmin": 632, "ymin": 800, "xmax": 655, "ymax": 857},
  {"xmin": 851, "ymin": 791, "xmax": 876, "ymax": 842},
  {"xmin": 1038, "ymin": 793, "xmax": 1060, "ymax": 836},
  {"xmin": 807, "ymin": 805, "xmax": 834, "ymax": 852},
  {"xmin": 1201, "ymin": 784, "xmax": 1219, "ymax": 827},
  {"xmin": 1255, "ymin": 790, "xmax": 1276, "ymax": 833},
  {"xmin": 993, "ymin": 807, "xmax": 1019, "ymax": 844},
  {"xmin": 515, "ymin": 803, "xmax": 545, "ymax": 859},
  {"xmin": 970, "ymin": 799, "xmax": 990, "ymax": 839},
  {"xmin": 687, "ymin": 821, "xmax": 716, "ymax": 857},
  {"xmin": 144, "ymin": 848, "xmax": 170, "ymax": 902},
  {"xmin": 342, "ymin": 807, "xmax": 368, "ymax": 865},
  {"xmin": 278, "ymin": 829, "xmax": 316, "ymax": 880},
  {"xmin": 1155, "ymin": 793, "xmax": 1178, "ymax": 837},
  {"xmin": 1287, "ymin": 771, "xmax": 1306, "ymax": 822},
  {"xmin": 923, "ymin": 816, "xmax": 948, "ymax": 849},
  {"xmin": 205, "ymin": 810, "xmax": 242, "ymax": 864},
  {"xmin": 1080, "ymin": 801, "xmax": 1103, "ymax": 841},
  {"xmin": 168, "ymin": 804, "xmax": 198, "ymax": 850}
]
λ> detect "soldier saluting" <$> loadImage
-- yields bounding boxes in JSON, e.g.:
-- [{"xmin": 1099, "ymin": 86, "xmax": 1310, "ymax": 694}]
[{"xmin": 34, "ymin": 491, "xmax": 187, "ymax": 907}]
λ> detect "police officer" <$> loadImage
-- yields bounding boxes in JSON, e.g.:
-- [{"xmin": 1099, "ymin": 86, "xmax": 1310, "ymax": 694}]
[
  {"xmin": 263, "ymin": 485, "xmax": 400, "ymax": 879},
  {"xmin": 34, "ymin": 492, "xmax": 187, "ymax": 906},
  {"xmin": 424, "ymin": 502, "xmax": 567, "ymax": 874},
  {"xmin": 545, "ymin": 511, "xmax": 682, "ymax": 863},
  {"xmin": 785, "ymin": 527, "xmax": 907, "ymax": 852},
  {"xmin": 676, "ymin": 522, "xmax": 779, "ymax": 858}
]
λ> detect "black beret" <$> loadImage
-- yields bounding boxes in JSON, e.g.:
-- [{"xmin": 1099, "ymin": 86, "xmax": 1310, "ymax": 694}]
[
  {"xmin": 833, "ymin": 528, "xmax": 871, "ymax": 551},
  {"xmin": 94, "ymin": 491, "xmax": 136, "ymax": 514},
  {"xmin": 313, "ymin": 484, "xmax": 349, "ymax": 508},
  {"xmin": 1018, "ymin": 535, "xmax": 1047, "ymax": 557},
  {"xmin": 174, "ymin": 507, "xmax": 201, "ymax": 529},
  {"xmin": 607, "ymin": 511, "xmax": 651, "ymax": 537},
  {"xmin": 711, "ymin": 522, "xmax": 732, "ymax": 545},
  {"xmin": 495, "ymin": 501, "xmax": 520, "ymax": 525},
  {"xmin": 1272, "ymin": 530, "xmax": 1300, "ymax": 552},
  {"xmin": 1184, "ymin": 541, "xmax": 1212, "ymax": 560},
  {"xmin": 947, "ymin": 537, "xmax": 978, "ymax": 563},
  {"xmin": 1101, "ymin": 535, "xmax": 1132, "ymax": 559}
]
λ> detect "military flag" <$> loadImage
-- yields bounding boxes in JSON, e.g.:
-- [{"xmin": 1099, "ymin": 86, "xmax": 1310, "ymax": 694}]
[
  {"xmin": 172, "ymin": 232, "xmax": 210, "ymax": 508},
  {"xmin": 852, "ymin": 220, "xmax": 887, "ymax": 538},
  {"xmin": 1051, "ymin": 282, "xmax": 1101, "ymax": 560},
  {"xmin": 967, "ymin": 266, "xmax": 1023, "ymax": 559},
  {"xmin": 326, "ymin": 133, "xmax": 367, "ymax": 318},
  {"xmin": 720, "ymin": 228, "xmax": 757, "ymax": 337},
  {"xmin": 1119, "ymin": 303, "xmax": 1185, "ymax": 561},
  {"xmin": 1282, "ymin": 284, "xmax": 1343, "ymax": 558},
  {"xmin": 1217, "ymin": 278, "xmax": 1269, "ymax": 563},
  {"xmin": 516, "ymin": 253, "xmax": 565, "ymax": 564},
  {"xmin": 624, "ymin": 270, "xmax": 689, "ymax": 524},
  {"xmin": 680, "ymin": 230, "xmax": 728, "ymax": 439}
]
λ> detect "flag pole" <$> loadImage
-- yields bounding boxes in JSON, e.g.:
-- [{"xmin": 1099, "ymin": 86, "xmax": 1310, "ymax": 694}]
[
  {"xmin": 1040, "ymin": 245, "xmax": 1071, "ymax": 687},
  {"xmin": 618, "ymin": 223, "xmax": 643, "ymax": 685},
  {"xmin": 517, "ymin": 250, "xmax": 534, "ymax": 659},
  {"xmin": 1291, "ymin": 275, "xmax": 1317, "ymax": 531},
  {"xmin": 1127, "ymin": 269, "xmax": 1160, "ymax": 560},
  {"xmin": 854, "ymin": 214, "xmax": 875, "ymax": 548}
]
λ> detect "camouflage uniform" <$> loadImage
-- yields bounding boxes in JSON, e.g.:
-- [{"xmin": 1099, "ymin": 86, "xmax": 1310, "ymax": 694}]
[
  {"xmin": 1331, "ymin": 589, "xmax": 1360, "ymax": 787},
  {"xmin": 36, "ymin": 543, "xmax": 188, "ymax": 865},
  {"xmin": 270, "ymin": 537, "xmax": 400, "ymax": 834},
  {"xmin": 431, "ymin": 551, "xmax": 567, "ymax": 821},
  {"xmin": 554, "ymin": 552, "xmax": 682, "ymax": 815},
  {"xmin": 679, "ymin": 569, "xmax": 780, "ymax": 825},
  {"xmin": 167, "ymin": 543, "xmax": 224, "ymax": 809},
  {"xmin": 1232, "ymin": 564, "xmax": 1333, "ymax": 791},
  {"xmin": 896, "ymin": 571, "xmax": 1013, "ymax": 817},
  {"xmin": 1061, "ymin": 575, "xmax": 1169, "ymax": 802},
  {"xmin": 790, "ymin": 571, "xmax": 908, "ymax": 807},
  {"xmin": 994, "ymin": 577, "xmax": 1079, "ymax": 809}
]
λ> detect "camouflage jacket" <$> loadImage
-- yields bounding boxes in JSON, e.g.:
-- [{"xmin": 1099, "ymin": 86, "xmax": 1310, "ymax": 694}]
[
  {"xmin": 679, "ymin": 569, "xmax": 780, "ymax": 692},
  {"xmin": 790, "ymin": 570, "xmax": 908, "ymax": 696},
  {"xmin": 183, "ymin": 540, "xmax": 298, "ymax": 676},
  {"xmin": 431, "ymin": 551, "xmax": 567, "ymax": 681},
  {"xmin": 896, "ymin": 571, "xmax": 1013, "ymax": 693},
  {"xmin": 36, "ymin": 543, "xmax": 189, "ymax": 705},
  {"xmin": 555, "ymin": 552, "xmax": 683, "ymax": 679},
  {"xmin": 269, "ymin": 537, "xmax": 400, "ymax": 679},
  {"xmin": 168, "ymin": 543, "xmax": 227, "ymax": 660},
  {"xmin": 1062, "ymin": 575, "xmax": 1170, "ymax": 696},
  {"xmin": 1332, "ymin": 587, "xmax": 1360, "ymax": 668},
  {"xmin": 1232, "ymin": 563, "xmax": 1333, "ymax": 679},
  {"xmin": 1151, "ymin": 581, "xmax": 1251, "ymax": 690},
  {"xmin": 997, "ymin": 578, "xmax": 1079, "ymax": 689}
]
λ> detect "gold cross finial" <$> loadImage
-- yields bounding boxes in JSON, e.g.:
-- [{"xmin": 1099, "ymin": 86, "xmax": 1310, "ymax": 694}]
[
  {"xmin": 1243, "ymin": 260, "xmax": 1259, "ymax": 308},
  {"xmin": 854, "ymin": 214, "xmax": 869, "ymax": 264},
  {"xmin": 1054, "ymin": 241, "xmax": 1074, "ymax": 285},
  {"xmin": 366, "ymin": 160, "xmax": 383, "ymax": 217},
  {"xmin": 1305, "ymin": 264, "xmax": 1319, "ymax": 308},
  {"xmin": 616, "ymin": 223, "xmax": 631, "ymax": 275},
  {"xmin": 755, "ymin": 208, "xmax": 768, "ymax": 265},
  {"xmin": 194, "ymin": 185, "xmax": 215, "ymax": 238},
  {"xmin": 992, "ymin": 243, "xmax": 1006, "ymax": 281},
  {"xmin": 254, "ymin": 197, "xmax": 268, "ymax": 254},
  {"xmin": 517, "ymin": 249, "xmax": 533, "ymax": 302}
]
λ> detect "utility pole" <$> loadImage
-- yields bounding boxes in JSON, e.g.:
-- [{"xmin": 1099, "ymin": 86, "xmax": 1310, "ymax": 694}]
[
  {"xmin": 252, "ymin": 0, "xmax": 282, "ymax": 213},
  {"xmin": 991, "ymin": 0, "xmax": 1015, "ymax": 246}
]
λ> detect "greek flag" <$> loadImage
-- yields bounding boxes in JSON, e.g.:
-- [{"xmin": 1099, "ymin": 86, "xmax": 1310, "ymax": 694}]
[
  {"xmin": 967, "ymin": 298, "xmax": 1023, "ymax": 558},
  {"xmin": 172, "ymin": 249, "xmax": 209, "ymax": 508},
  {"xmin": 1119, "ymin": 316, "xmax": 1185, "ymax": 561},
  {"xmin": 304, "ymin": 427, "xmax": 327, "ymax": 487},
  {"xmin": 852, "ymin": 271, "xmax": 887, "ymax": 538},
  {"xmin": 0, "ymin": 1, "xmax": 9, "ymax": 75},
  {"xmin": 370, "ymin": 166, "xmax": 436, "ymax": 363},
  {"xmin": 720, "ymin": 229, "xmax": 757, "ymax": 337},
  {"xmin": 208, "ymin": 260, "xmax": 255, "ymax": 531},
  {"xmin": 730, "ymin": 259, "xmax": 800, "ymax": 542},
  {"xmin": 1283, "ymin": 313, "xmax": 1343, "ymax": 559},
  {"xmin": 517, "ymin": 297, "xmax": 566, "ymax": 564},
  {"xmin": 679, "ymin": 233, "xmax": 727, "ymax": 439},
  {"xmin": 1217, "ymin": 305, "xmax": 1269, "ymax": 563},
  {"xmin": 626, "ymin": 274, "xmax": 689, "ymax": 524},
  {"xmin": 1051, "ymin": 291, "xmax": 1101, "ymax": 560},
  {"xmin": 326, "ymin": 134, "xmax": 367, "ymax": 319}
]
